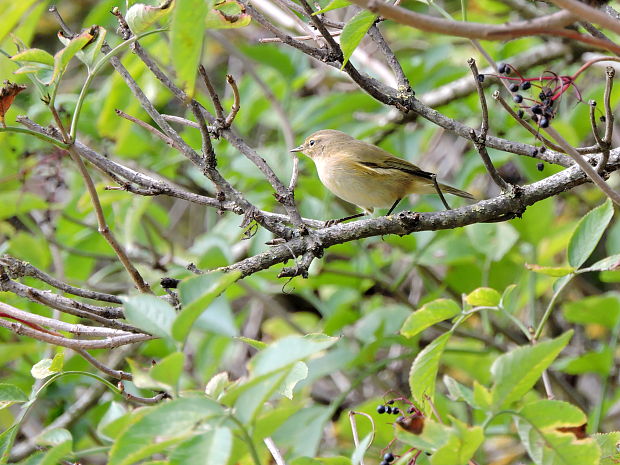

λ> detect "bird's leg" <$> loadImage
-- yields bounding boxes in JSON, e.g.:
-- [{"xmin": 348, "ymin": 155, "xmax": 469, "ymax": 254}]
[
  {"xmin": 386, "ymin": 198, "xmax": 402, "ymax": 216},
  {"xmin": 324, "ymin": 212, "xmax": 366, "ymax": 227},
  {"xmin": 431, "ymin": 174, "xmax": 452, "ymax": 210}
]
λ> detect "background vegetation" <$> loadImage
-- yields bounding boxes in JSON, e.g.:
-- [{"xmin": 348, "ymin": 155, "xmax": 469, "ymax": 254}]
[{"xmin": 2, "ymin": 0, "xmax": 620, "ymax": 464}]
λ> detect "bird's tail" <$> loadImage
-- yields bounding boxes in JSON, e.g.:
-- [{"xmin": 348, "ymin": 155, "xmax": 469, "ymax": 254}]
[{"xmin": 438, "ymin": 183, "xmax": 475, "ymax": 200}]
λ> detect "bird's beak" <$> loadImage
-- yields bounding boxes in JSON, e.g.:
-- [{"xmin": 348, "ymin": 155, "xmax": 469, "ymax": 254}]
[{"xmin": 290, "ymin": 145, "xmax": 304, "ymax": 153}]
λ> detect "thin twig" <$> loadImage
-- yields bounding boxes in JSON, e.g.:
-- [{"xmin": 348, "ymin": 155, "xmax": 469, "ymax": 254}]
[
  {"xmin": 468, "ymin": 58, "xmax": 510, "ymax": 191},
  {"xmin": 544, "ymin": 125, "xmax": 620, "ymax": 205},
  {"xmin": 74, "ymin": 349, "xmax": 132, "ymax": 380},
  {"xmin": 198, "ymin": 65, "xmax": 225, "ymax": 120},
  {"xmin": 224, "ymin": 74, "xmax": 240, "ymax": 127},
  {"xmin": 264, "ymin": 438, "xmax": 286, "ymax": 465},
  {"xmin": 115, "ymin": 109, "xmax": 179, "ymax": 148}
]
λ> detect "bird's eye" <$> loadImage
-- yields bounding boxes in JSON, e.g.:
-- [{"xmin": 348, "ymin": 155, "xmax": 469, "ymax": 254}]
[{"xmin": 309, "ymin": 139, "xmax": 315, "ymax": 146}]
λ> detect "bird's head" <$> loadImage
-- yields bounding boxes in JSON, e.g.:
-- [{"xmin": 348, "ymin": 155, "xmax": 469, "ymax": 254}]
[{"xmin": 290, "ymin": 129, "xmax": 353, "ymax": 159}]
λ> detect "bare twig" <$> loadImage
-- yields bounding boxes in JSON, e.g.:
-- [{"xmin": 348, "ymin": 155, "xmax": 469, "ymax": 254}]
[
  {"xmin": 115, "ymin": 109, "xmax": 179, "ymax": 148},
  {"xmin": 198, "ymin": 65, "xmax": 225, "ymax": 121},
  {"xmin": 544, "ymin": 125, "xmax": 620, "ymax": 205},
  {"xmin": 0, "ymin": 255, "xmax": 122, "ymax": 304},
  {"xmin": 468, "ymin": 58, "xmax": 510, "ymax": 191},
  {"xmin": 224, "ymin": 74, "xmax": 241, "ymax": 127}
]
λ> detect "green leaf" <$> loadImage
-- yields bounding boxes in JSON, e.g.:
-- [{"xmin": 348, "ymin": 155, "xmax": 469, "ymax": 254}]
[
  {"xmin": 37, "ymin": 440, "xmax": 72, "ymax": 465},
  {"xmin": 351, "ymin": 433, "xmax": 372, "ymax": 465},
  {"xmin": 31, "ymin": 356, "xmax": 62, "ymax": 379},
  {"xmin": 563, "ymin": 295, "xmax": 620, "ymax": 328},
  {"xmin": 443, "ymin": 376, "xmax": 474, "ymax": 406},
  {"xmin": 431, "ymin": 417, "xmax": 484, "ymax": 465},
  {"xmin": 581, "ymin": 254, "xmax": 620, "ymax": 272},
  {"xmin": 36, "ymin": 428, "xmax": 72, "ymax": 447},
  {"xmin": 10, "ymin": 48, "xmax": 54, "ymax": 66},
  {"xmin": 490, "ymin": 331, "xmax": 572, "ymax": 410},
  {"xmin": 0, "ymin": 425, "xmax": 18, "ymax": 463},
  {"xmin": 149, "ymin": 352, "xmax": 185, "ymax": 389},
  {"xmin": 340, "ymin": 9, "xmax": 377, "ymax": 68},
  {"xmin": 472, "ymin": 381, "xmax": 492, "ymax": 410},
  {"xmin": 127, "ymin": 0, "xmax": 173, "ymax": 34},
  {"xmin": 171, "ymin": 0, "xmax": 211, "ymax": 97},
  {"xmin": 76, "ymin": 25, "xmax": 108, "ymax": 68},
  {"xmin": 0, "ymin": 0, "xmax": 39, "ymax": 43},
  {"xmin": 594, "ymin": 432, "xmax": 620, "ymax": 465},
  {"xmin": 555, "ymin": 347, "xmax": 613, "ymax": 376},
  {"xmin": 0, "ymin": 384, "xmax": 28, "ymax": 410},
  {"xmin": 250, "ymin": 334, "xmax": 339, "ymax": 375},
  {"xmin": 0, "ymin": 192, "xmax": 47, "ymax": 220},
  {"xmin": 49, "ymin": 30, "xmax": 94, "ymax": 85},
  {"xmin": 401, "ymin": 299, "xmax": 460, "ymax": 338},
  {"xmin": 205, "ymin": 1, "xmax": 251, "ymax": 29},
  {"xmin": 517, "ymin": 400, "xmax": 599, "ymax": 465},
  {"xmin": 568, "ymin": 199, "xmax": 614, "ymax": 268},
  {"xmin": 169, "ymin": 428, "xmax": 232, "ymax": 465},
  {"xmin": 409, "ymin": 332, "xmax": 451, "ymax": 415},
  {"xmin": 314, "ymin": 0, "xmax": 351, "ymax": 14},
  {"xmin": 525, "ymin": 264, "xmax": 576, "ymax": 277},
  {"xmin": 465, "ymin": 287, "xmax": 501, "ymax": 307},
  {"xmin": 173, "ymin": 271, "xmax": 241, "ymax": 341},
  {"xmin": 396, "ymin": 418, "xmax": 452, "ymax": 451},
  {"xmin": 109, "ymin": 397, "xmax": 223, "ymax": 465},
  {"xmin": 123, "ymin": 294, "xmax": 176, "ymax": 340},
  {"xmin": 467, "ymin": 222, "xmax": 519, "ymax": 261}
]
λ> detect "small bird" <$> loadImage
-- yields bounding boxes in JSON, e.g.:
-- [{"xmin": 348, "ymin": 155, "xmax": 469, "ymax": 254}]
[{"xmin": 291, "ymin": 129, "xmax": 473, "ymax": 222}]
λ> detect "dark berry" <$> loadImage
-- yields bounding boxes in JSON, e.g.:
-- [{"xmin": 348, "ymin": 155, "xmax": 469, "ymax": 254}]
[
  {"xmin": 513, "ymin": 94, "xmax": 523, "ymax": 103},
  {"xmin": 477, "ymin": 74, "xmax": 485, "ymax": 82},
  {"xmin": 392, "ymin": 407, "xmax": 400, "ymax": 414},
  {"xmin": 539, "ymin": 91, "xmax": 548, "ymax": 100},
  {"xmin": 384, "ymin": 452, "xmax": 395, "ymax": 462},
  {"xmin": 407, "ymin": 407, "xmax": 416, "ymax": 414},
  {"xmin": 540, "ymin": 146, "xmax": 546, "ymax": 153},
  {"xmin": 377, "ymin": 405, "xmax": 386, "ymax": 414},
  {"xmin": 531, "ymin": 105, "xmax": 543, "ymax": 115},
  {"xmin": 509, "ymin": 83, "xmax": 519, "ymax": 92},
  {"xmin": 498, "ymin": 63, "xmax": 507, "ymax": 74},
  {"xmin": 505, "ymin": 66, "xmax": 511, "ymax": 75},
  {"xmin": 601, "ymin": 115, "xmax": 607, "ymax": 122},
  {"xmin": 539, "ymin": 117, "xmax": 550, "ymax": 128},
  {"xmin": 531, "ymin": 114, "xmax": 538, "ymax": 123},
  {"xmin": 385, "ymin": 406, "xmax": 393, "ymax": 414},
  {"xmin": 521, "ymin": 81, "xmax": 531, "ymax": 90},
  {"xmin": 537, "ymin": 163, "xmax": 544, "ymax": 171},
  {"xmin": 589, "ymin": 100, "xmax": 597, "ymax": 106},
  {"xmin": 386, "ymin": 399, "xmax": 395, "ymax": 405},
  {"xmin": 517, "ymin": 109, "xmax": 524, "ymax": 119},
  {"xmin": 532, "ymin": 148, "xmax": 539, "ymax": 156}
]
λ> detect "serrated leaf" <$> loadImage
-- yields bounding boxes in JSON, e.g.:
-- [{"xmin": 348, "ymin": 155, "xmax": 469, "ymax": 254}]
[
  {"xmin": 465, "ymin": 287, "xmax": 501, "ymax": 307},
  {"xmin": 517, "ymin": 400, "xmax": 598, "ymax": 465},
  {"xmin": 340, "ymin": 9, "xmax": 377, "ymax": 69},
  {"xmin": 123, "ymin": 294, "xmax": 176, "ymax": 340},
  {"xmin": 409, "ymin": 332, "xmax": 451, "ymax": 415},
  {"xmin": 490, "ymin": 331, "xmax": 572, "ymax": 410},
  {"xmin": 396, "ymin": 418, "xmax": 451, "ymax": 451},
  {"xmin": 401, "ymin": 299, "xmax": 460, "ymax": 338},
  {"xmin": 171, "ymin": 0, "xmax": 212, "ymax": 97},
  {"xmin": 526, "ymin": 264, "xmax": 576, "ymax": 277},
  {"xmin": 568, "ymin": 199, "xmax": 614, "ymax": 268},
  {"xmin": 555, "ymin": 347, "xmax": 613, "ymax": 376},
  {"xmin": 594, "ymin": 432, "xmax": 620, "ymax": 465}
]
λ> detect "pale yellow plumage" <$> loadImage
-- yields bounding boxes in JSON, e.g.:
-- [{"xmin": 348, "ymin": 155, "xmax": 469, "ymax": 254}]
[{"xmin": 291, "ymin": 129, "xmax": 473, "ymax": 214}]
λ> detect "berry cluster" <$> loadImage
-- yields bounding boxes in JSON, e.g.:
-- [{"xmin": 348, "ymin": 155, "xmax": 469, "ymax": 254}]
[
  {"xmin": 380, "ymin": 452, "xmax": 395, "ymax": 465},
  {"xmin": 376, "ymin": 399, "xmax": 400, "ymax": 415}
]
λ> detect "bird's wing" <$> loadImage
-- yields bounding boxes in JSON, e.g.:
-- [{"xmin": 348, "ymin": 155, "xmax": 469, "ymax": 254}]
[{"xmin": 344, "ymin": 141, "xmax": 434, "ymax": 179}]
